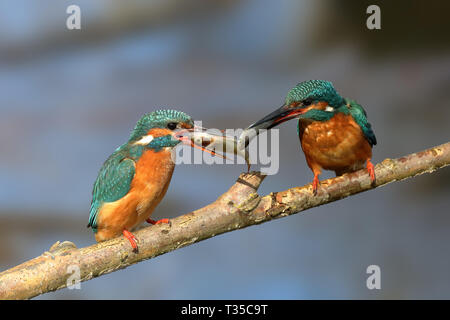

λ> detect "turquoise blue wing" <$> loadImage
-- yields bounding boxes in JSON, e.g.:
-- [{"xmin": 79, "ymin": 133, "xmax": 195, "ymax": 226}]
[
  {"xmin": 346, "ymin": 100, "xmax": 377, "ymax": 147},
  {"xmin": 88, "ymin": 152, "xmax": 136, "ymax": 232}
]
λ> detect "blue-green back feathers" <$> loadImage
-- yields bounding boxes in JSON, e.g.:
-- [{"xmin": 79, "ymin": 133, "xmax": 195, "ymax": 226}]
[{"xmin": 88, "ymin": 146, "xmax": 138, "ymax": 231}]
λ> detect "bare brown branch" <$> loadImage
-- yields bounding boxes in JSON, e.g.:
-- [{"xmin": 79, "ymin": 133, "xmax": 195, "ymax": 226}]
[{"xmin": 0, "ymin": 141, "xmax": 449, "ymax": 299}]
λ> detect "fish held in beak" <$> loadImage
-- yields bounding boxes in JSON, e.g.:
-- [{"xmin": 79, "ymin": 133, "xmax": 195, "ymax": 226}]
[{"xmin": 173, "ymin": 127, "xmax": 251, "ymax": 171}]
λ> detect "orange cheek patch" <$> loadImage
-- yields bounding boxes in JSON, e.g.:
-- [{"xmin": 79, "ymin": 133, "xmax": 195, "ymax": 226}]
[
  {"xmin": 304, "ymin": 101, "xmax": 329, "ymax": 112},
  {"xmin": 314, "ymin": 101, "xmax": 329, "ymax": 109},
  {"xmin": 146, "ymin": 128, "xmax": 173, "ymax": 137},
  {"xmin": 180, "ymin": 122, "xmax": 193, "ymax": 129}
]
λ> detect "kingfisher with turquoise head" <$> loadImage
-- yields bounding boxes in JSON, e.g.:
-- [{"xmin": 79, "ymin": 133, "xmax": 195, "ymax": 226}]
[
  {"xmin": 240, "ymin": 80, "xmax": 377, "ymax": 195},
  {"xmin": 87, "ymin": 110, "xmax": 198, "ymax": 252}
]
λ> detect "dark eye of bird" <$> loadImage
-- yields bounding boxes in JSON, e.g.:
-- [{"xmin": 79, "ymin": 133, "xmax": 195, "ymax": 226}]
[
  {"xmin": 167, "ymin": 122, "xmax": 177, "ymax": 130},
  {"xmin": 302, "ymin": 99, "xmax": 313, "ymax": 106}
]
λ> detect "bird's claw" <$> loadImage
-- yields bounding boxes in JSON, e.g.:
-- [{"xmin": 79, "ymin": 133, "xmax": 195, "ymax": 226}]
[
  {"xmin": 122, "ymin": 229, "xmax": 139, "ymax": 253},
  {"xmin": 312, "ymin": 175, "xmax": 320, "ymax": 196},
  {"xmin": 366, "ymin": 160, "xmax": 376, "ymax": 184},
  {"xmin": 146, "ymin": 218, "xmax": 171, "ymax": 227}
]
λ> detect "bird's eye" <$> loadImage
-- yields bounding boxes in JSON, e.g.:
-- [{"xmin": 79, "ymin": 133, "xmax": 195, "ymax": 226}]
[
  {"xmin": 167, "ymin": 122, "xmax": 178, "ymax": 130},
  {"xmin": 302, "ymin": 99, "xmax": 313, "ymax": 106}
]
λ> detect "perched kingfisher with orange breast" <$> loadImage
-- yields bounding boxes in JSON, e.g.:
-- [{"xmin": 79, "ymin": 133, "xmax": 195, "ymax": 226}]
[
  {"xmin": 240, "ymin": 80, "xmax": 377, "ymax": 195},
  {"xmin": 87, "ymin": 110, "xmax": 196, "ymax": 252}
]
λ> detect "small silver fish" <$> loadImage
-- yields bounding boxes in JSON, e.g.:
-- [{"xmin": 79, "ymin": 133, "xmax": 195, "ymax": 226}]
[
  {"xmin": 174, "ymin": 129, "xmax": 251, "ymax": 171},
  {"xmin": 237, "ymin": 127, "xmax": 260, "ymax": 151}
]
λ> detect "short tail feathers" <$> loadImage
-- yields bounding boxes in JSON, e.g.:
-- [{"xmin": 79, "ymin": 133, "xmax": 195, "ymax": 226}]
[
  {"xmin": 365, "ymin": 122, "xmax": 377, "ymax": 146},
  {"xmin": 87, "ymin": 200, "xmax": 100, "ymax": 232}
]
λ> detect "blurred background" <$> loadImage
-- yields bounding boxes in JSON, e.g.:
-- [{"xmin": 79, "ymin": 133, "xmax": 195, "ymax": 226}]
[{"xmin": 1, "ymin": 0, "xmax": 449, "ymax": 299}]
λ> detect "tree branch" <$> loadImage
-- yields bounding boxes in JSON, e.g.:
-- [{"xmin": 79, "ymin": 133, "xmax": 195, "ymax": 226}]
[{"xmin": 1, "ymin": 142, "xmax": 449, "ymax": 299}]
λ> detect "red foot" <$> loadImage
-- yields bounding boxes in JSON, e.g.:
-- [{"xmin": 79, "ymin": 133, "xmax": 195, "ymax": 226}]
[
  {"xmin": 366, "ymin": 159, "xmax": 376, "ymax": 183},
  {"xmin": 312, "ymin": 174, "xmax": 320, "ymax": 195},
  {"xmin": 122, "ymin": 229, "xmax": 138, "ymax": 252},
  {"xmin": 146, "ymin": 218, "xmax": 170, "ymax": 225}
]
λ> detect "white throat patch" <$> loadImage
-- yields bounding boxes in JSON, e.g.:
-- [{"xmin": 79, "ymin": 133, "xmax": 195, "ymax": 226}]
[
  {"xmin": 134, "ymin": 134, "xmax": 154, "ymax": 145},
  {"xmin": 325, "ymin": 106, "xmax": 334, "ymax": 112}
]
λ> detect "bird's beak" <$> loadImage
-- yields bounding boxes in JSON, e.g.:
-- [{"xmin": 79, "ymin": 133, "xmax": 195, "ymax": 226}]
[
  {"xmin": 248, "ymin": 104, "xmax": 305, "ymax": 131},
  {"xmin": 238, "ymin": 104, "xmax": 305, "ymax": 149}
]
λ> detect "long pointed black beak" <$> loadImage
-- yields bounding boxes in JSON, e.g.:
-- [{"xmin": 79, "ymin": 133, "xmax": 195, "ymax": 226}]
[
  {"xmin": 238, "ymin": 104, "xmax": 304, "ymax": 149},
  {"xmin": 247, "ymin": 104, "xmax": 293, "ymax": 131}
]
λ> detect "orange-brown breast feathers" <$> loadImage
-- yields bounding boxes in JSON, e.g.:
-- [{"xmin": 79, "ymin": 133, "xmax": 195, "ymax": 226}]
[
  {"xmin": 130, "ymin": 147, "xmax": 175, "ymax": 218},
  {"xmin": 299, "ymin": 113, "xmax": 372, "ymax": 173}
]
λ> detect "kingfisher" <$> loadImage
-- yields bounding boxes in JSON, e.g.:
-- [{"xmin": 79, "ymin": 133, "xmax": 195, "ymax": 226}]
[
  {"xmin": 241, "ymin": 80, "xmax": 377, "ymax": 195},
  {"xmin": 87, "ymin": 110, "xmax": 197, "ymax": 252}
]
